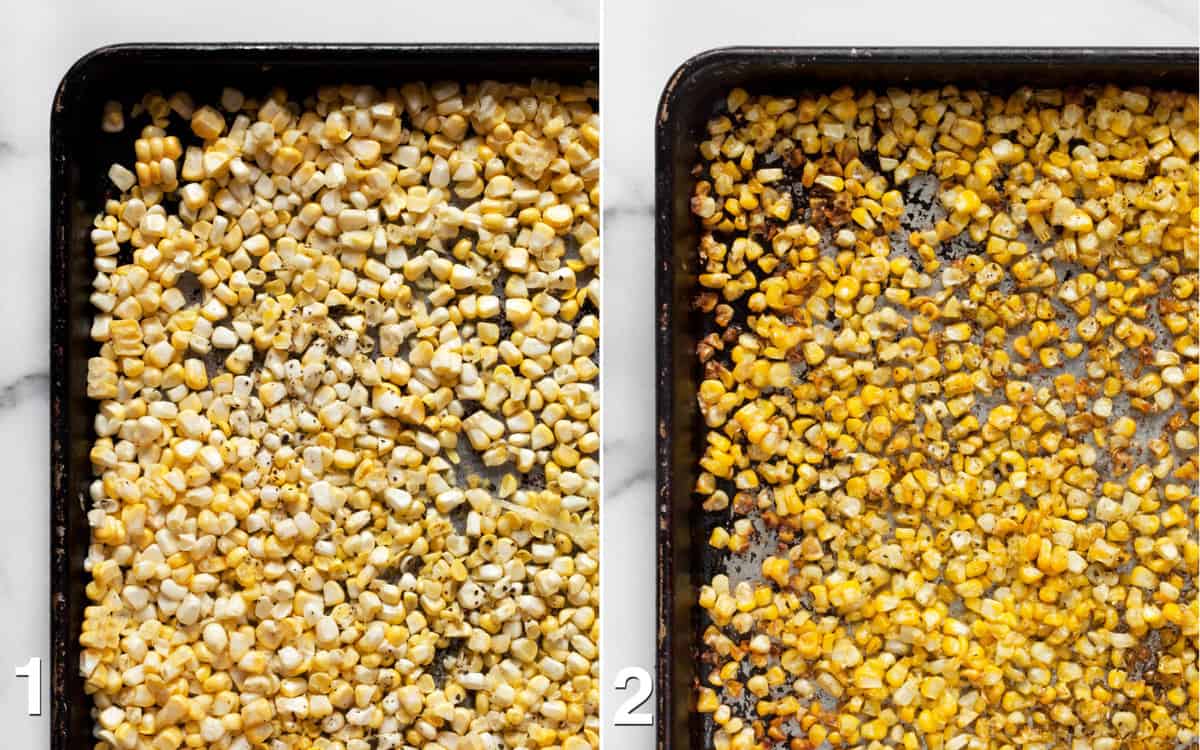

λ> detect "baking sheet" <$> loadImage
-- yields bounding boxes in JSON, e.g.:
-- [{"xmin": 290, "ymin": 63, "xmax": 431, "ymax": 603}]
[
  {"xmin": 653, "ymin": 46, "xmax": 1199, "ymax": 750},
  {"xmin": 50, "ymin": 42, "xmax": 599, "ymax": 749}
]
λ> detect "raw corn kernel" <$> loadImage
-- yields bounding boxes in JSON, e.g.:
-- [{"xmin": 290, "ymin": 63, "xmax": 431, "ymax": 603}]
[
  {"xmin": 83, "ymin": 81, "xmax": 600, "ymax": 750},
  {"xmin": 693, "ymin": 84, "xmax": 1198, "ymax": 750}
]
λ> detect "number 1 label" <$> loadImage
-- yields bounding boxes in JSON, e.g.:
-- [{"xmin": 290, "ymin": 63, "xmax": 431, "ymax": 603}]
[{"xmin": 15, "ymin": 658, "xmax": 41, "ymax": 716}]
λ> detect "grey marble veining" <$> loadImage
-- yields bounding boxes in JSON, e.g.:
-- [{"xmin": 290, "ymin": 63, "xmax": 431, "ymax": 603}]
[
  {"xmin": 1140, "ymin": 0, "xmax": 1200, "ymax": 27},
  {"xmin": 0, "ymin": 373, "xmax": 49, "ymax": 411}
]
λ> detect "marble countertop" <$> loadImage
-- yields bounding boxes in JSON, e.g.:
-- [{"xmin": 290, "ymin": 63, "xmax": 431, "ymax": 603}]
[{"xmin": 598, "ymin": 2, "xmax": 1196, "ymax": 748}]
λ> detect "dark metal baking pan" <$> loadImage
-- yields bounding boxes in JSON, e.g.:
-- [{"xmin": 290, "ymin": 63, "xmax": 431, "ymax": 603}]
[
  {"xmin": 655, "ymin": 46, "xmax": 1198, "ymax": 750},
  {"xmin": 51, "ymin": 42, "xmax": 597, "ymax": 750}
]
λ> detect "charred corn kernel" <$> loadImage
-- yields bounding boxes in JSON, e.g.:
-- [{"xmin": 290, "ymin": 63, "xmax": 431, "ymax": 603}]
[
  {"xmin": 85, "ymin": 80, "xmax": 602, "ymax": 750},
  {"xmin": 693, "ymin": 83, "xmax": 1198, "ymax": 749}
]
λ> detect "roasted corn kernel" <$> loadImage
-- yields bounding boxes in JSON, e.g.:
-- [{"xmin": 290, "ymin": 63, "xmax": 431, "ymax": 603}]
[
  {"xmin": 693, "ymin": 84, "xmax": 1198, "ymax": 750},
  {"xmin": 83, "ymin": 81, "xmax": 600, "ymax": 750}
]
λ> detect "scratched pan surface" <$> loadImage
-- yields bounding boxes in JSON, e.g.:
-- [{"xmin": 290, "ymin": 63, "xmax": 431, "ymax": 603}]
[
  {"xmin": 654, "ymin": 47, "xmax": 1198, "ymax": 750},
  {"xmin": 50, "ymin": 42, "xmax": 598, "ymax": 750}
]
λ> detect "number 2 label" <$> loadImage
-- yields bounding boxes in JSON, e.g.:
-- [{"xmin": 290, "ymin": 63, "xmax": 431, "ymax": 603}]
[{"xmin": 613, "ymin": 666, "xmax": 653, "ymax": 726}]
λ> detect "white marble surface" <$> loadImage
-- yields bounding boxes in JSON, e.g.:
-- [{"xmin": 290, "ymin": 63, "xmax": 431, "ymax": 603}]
[
  {"xmin": 598, "ymin": 2, "xmax": 1196, "ymax": 748},
  {"xmin": 1, "ymin": 2, "xmax": 595, "ymax": 746}
]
